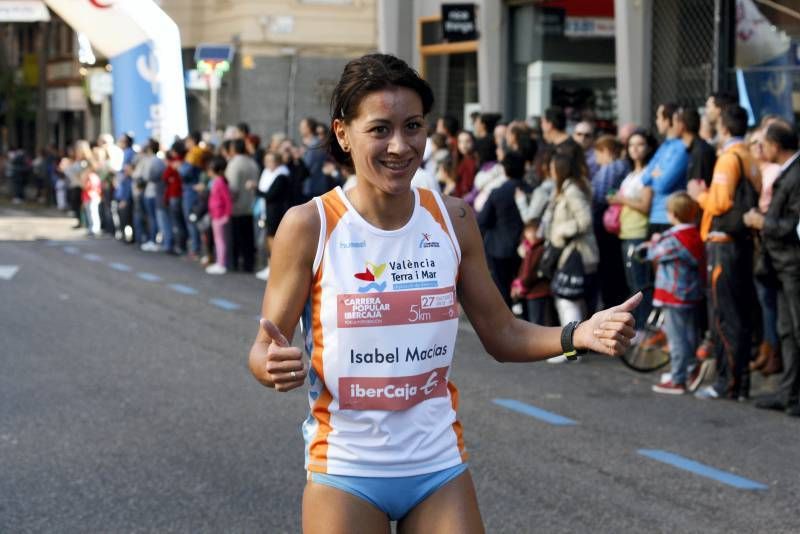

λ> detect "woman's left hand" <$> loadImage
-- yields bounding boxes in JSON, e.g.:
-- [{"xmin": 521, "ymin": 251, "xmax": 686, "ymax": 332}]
[{"xmin": 574, "ymin": 293, "xmax": 643, "ymax": 356}]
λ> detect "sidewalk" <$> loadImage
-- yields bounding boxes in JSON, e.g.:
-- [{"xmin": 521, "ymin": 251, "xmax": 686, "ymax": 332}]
[{"xmin": 0, "ymin": 199, "xmax": 87, "ymax": 241}]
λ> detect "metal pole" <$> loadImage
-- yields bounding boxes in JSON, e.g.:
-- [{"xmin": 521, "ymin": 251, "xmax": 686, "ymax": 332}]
[
  {"xmin": 36, "ymin": 21, "xmax": 50, "ymax": 153},
  {"xmin": 713, "ymin": 0, "xmax": 735, "ymax": 94},
  {"xmin": 209, "ymin": 73, "xmax": 218, "ymax": 135},
  {"xmin": 287, "ymin": 51, "xmax": 298, "ymax": 139}
]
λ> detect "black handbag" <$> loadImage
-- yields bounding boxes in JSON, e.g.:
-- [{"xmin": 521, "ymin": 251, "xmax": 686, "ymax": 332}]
[
  {"xmin": 537, "ymin": 242, "xmax": 562, "ymax": 280},
  {"xmin": 551, "ymin": 247, "xmax": 586, "ymax": 300},
  {"xmin": 753, "ymin": 234, "xmax": 778, "ymax": 288}
]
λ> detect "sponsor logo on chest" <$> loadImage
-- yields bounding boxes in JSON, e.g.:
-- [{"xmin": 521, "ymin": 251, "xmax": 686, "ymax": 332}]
[{"xmin": 338, "ymin": 367, "xmax": 449, "ymax": 411}]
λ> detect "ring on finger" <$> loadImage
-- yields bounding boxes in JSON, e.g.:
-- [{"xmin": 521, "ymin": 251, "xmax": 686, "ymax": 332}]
[{"xmin": 291, "ymin": 370, "xmax": 297, "ymax": 379}]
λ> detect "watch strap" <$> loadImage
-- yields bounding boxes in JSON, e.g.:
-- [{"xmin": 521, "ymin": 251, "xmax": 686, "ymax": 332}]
[{"xmin": 561, "ymin": 321, "xmax": 581, "ymax": 361}]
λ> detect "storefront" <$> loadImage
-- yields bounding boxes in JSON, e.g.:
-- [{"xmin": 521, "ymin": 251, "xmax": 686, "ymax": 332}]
[
  {"xmin": 507, "ymin": 0, "xmax": 616, "ymax": 129},
  {"xmin": 378, "ymin": 0, "xmax": 617, "ymax": 131},
  {"xmin": 418, "ymin": 5, "xmax": 479, "ymax": 128}
]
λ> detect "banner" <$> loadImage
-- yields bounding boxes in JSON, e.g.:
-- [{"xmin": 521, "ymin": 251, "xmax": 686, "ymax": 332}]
[
  {"xmin": 44, "ymin": 0, "xmax": 188, "ymax": 146},
  {"xmin": 735, "ymin": 0, "xmax": 794, "ymax": 124}
]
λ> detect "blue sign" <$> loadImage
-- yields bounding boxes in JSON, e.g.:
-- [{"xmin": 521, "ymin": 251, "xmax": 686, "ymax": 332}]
[
  {"xmin": 738, "ymin": 51, "xmax": 794, "ymax": 126},
  {"xmin": 194, "ymin": 44, "xmax": 234, "ymax": 63},
  {"xmin": 110, "ymin": 41, "xmax": 161, "ymax": 143}
]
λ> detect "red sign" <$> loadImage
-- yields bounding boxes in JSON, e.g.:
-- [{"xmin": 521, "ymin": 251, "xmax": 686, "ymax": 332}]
[
  {"xmin": 539, "ymin": 0, "xmax": 613, "ymax": 18},
  {"xmin": 337, "ymin": 286, "xmax": 457, "ymax": 328},
  {"xmin": 339, "ymin": 367, "xmax": 450, "ymax": 411}
]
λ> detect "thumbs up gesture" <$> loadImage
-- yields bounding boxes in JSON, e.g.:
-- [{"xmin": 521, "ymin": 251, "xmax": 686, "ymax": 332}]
[
  {"xmin": 574, "ymin": 293, "xmax": 643, "ymax": 356},
  {"xmin": 252, "ymin": 318, "xmax": 307, "ymax": 392}
]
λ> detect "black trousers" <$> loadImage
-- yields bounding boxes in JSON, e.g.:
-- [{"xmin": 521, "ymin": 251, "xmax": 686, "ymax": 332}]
[
  {"xmin": 776, "ymin": 271, "xmax": 800, "ymax": 406},
  {"xmin": 486, "ymin": 254, "xmax": 520, "ymax": 309},
  {"xmin": 593, "ymin": 223, "xmax": 629, "ymax": 311},
  {"xmin": 230, "ymin": 214, "xmax": 255, "ymax": 272},
  {"xmin": 708, "ymin": 241, "xmax": 755, "ymax": 398},
  {"xmin": 68, "ymin": 186, "xmax": 83, "ymax": 225}
]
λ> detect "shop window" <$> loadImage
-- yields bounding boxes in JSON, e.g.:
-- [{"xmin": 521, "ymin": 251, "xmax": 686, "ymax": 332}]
[{"xmin": 419, "ymin": 15, "xmax": 479, "ymax": 125}]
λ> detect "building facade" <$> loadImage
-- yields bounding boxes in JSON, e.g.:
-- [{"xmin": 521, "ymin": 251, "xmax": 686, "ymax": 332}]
[
  {"xmin": 379, "ymin": 0, "xmax": 617, "ymax": 131},
  {"xmin": 159, "ymin": 0, "xmax": 378, "ymax": 140}
]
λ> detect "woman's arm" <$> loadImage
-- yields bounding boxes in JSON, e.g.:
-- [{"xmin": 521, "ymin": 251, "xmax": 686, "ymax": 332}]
[
  {"xmin": 248, "ymin": 201, "xmax": 319, "ymax": 390},
  {"xmin": 614, "ymin": 186, "xmax": 653, "ymax": 215},
  {"xmin": 445, "ymin": 196, "xmax": 641, "ymax": 362}
]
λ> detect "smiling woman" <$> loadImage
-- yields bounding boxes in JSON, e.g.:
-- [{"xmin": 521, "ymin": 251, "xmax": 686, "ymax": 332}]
[{"xmin": 248, "ymin": 53, "xmax": 641, "ymax": 533}]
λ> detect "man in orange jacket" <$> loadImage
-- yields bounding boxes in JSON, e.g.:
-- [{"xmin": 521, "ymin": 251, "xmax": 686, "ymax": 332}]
[{"xmin": 688, "ymin": 105, "xmax": 761, "ymax": 400}]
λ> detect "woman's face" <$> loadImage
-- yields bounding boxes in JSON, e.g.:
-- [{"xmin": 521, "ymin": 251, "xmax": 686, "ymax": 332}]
[
  {"xmin": 457, "ymin": 132, "xmax": 473, "ymax": 156},
  {"xmin": 334, "ymin": 87, "xmax": 426, "ymax": 196},
  {"xmin": 265, "ymin": 153, "xmax": 277, "ymax": 170},
  {"xmin": 627, "ymin": 134, "xmax": 648, "ymax": 164}
]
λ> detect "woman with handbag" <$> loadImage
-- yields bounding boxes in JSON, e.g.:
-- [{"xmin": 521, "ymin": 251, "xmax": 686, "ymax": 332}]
[
  {"xmin": 608, "ymin": 130, "xmax": 658, "ymax": 334},
  {"xmin": 544, "ymin": 152, "xmax": 599, "ymax": 362}
]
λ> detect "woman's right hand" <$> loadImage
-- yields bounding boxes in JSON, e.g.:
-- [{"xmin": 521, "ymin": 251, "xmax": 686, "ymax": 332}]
[{"xmin": 253, "ymin": 319, "xmax": 308, "ymax": 392}]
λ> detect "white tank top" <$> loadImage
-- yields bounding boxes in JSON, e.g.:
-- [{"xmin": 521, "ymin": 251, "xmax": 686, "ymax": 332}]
[{"xmin": 301, "ymin": 186, "xmax": 467, "ymax": 477}]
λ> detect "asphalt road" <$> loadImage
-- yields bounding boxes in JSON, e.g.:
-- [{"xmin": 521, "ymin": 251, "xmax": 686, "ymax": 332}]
[{"xmin": 2, "ymin": 206, "xmax": 799, "ymax": 533}]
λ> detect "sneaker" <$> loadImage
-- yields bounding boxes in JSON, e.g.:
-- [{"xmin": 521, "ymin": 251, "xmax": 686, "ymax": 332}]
[
  {"xmin": 694, "ymin": 385, "xmax": 720, "ymax": 400},
  {"xmin": 546, "ymin": 354, "xmax": 581, "ymax": 364},
  {"xmin": 255, "ymin": 266, "xmax": 270, "ymax": 281},
  {"xmin": 205, "ymin": 264, "xmax": 227, "ymax": 275},
  {"xmin": 652, "ymin": 380, "xmax": 686, "ymax": 395},
  {"xmin": 140, "ymin": 241, "xmax": 159, "ymax": 252}
]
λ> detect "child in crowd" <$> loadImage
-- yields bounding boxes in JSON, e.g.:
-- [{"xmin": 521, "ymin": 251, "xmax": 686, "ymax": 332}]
[
  {"xmin": 205, "ymin": 156, "xmax": 232, "ymax": 275},
  {"xmin": 647, "ymin": 192, "xmax": 705, "ymax": 394},
  {"xmin": 511, "ymin": 219, "xmax": 552, "ymax": 325}
]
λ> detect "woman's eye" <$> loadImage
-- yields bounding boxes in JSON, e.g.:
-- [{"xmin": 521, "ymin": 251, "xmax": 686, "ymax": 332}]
[
  {"xmin": 407, "ymin": 122, "xmax": 422, "ymax": 130},
  {"xmin": 372, "ymin": 126, "xmax": 389, "ymax": 135}
]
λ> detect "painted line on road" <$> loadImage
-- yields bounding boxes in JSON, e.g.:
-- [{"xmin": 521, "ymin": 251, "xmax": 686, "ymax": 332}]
[
  {"xmin": 637, "ymin": 449, "xmax": 768, "ymax": 490},
  {"xmin": 63, "ymin": 246, "xmax": 80, "ymax": 255},
  {"xmin": 492, "ymin": 398, "xmax": 577, "ymax": 426},
  {"xmin": 108, "ymin": 262, "xmax": 132, "ymax": 272},
  {"xmin": 168, "ymin": 283, "xmax": 199, "ymax": 296},
  {"xmin": 136, "ymin": 272, "xmax": 162, "ymax": 282},
  {"xmin": 82, "ymin": 253, "xmax": 103, "ymax": 262},
  {"xmin": 210, "ymin": 298, "xmax": 241, "ymax": 311}
]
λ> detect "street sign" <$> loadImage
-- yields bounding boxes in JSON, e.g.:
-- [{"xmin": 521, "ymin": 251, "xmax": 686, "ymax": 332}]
[
  {"xmin": 194, "ymin": 44, "xmax": 234, "ymax": 64},
  {"xmin": 441, "ymin": 4, "xmax": 477, "ymax": 42}
]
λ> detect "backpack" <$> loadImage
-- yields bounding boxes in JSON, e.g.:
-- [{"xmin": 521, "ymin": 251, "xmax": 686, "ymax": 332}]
[{"xmin": 710, "ymin": 153, "xmax": 758, "ymax": 239}]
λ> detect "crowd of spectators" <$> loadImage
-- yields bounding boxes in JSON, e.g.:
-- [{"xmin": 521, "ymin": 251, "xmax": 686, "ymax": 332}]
[{"xmin": 4, "ymin": 92, "xmax": 799, "ymax": 416}]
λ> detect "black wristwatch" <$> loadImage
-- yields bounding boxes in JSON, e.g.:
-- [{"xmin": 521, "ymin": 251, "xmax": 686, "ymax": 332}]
[{"xmin": 560, "ymin": 321, "xmax": 584, "ymax": 361}]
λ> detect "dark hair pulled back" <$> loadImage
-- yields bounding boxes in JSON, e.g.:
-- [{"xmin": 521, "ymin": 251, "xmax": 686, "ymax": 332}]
[{"xmin": 325, "ymin": 54, "xmax": 435, "ymax": 167}]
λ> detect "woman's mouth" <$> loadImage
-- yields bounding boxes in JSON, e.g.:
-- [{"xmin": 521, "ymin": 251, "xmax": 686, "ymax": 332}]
[{"xmin": 380, "ymin": 159, "xmax": 414, "ymax": 172}]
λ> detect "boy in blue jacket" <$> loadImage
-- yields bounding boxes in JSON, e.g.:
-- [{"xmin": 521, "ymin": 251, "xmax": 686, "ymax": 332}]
[{"xmin": 647, "ymin": 192, "xmax": 705, "ymax": 394}]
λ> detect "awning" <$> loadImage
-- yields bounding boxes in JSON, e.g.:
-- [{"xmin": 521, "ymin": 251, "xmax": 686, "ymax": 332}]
[{"xmin": 0, "ymin": 1, "xmax": 50, "ymax": 22}]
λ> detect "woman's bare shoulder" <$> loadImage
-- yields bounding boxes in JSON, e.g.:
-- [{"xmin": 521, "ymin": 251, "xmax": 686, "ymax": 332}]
[{"xmin": 272, "ymin": 200, "xmax": 321, "ymax": 262}]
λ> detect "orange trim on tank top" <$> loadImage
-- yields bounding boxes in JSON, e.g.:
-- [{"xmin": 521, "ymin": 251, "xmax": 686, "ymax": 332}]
[
  {"xmin": 447, "ymin": 381, "xmax": 469, "ymax": 461},
  {"xmin": 307, "ymin": 191, "xmax": 348, "ymax": 473}
]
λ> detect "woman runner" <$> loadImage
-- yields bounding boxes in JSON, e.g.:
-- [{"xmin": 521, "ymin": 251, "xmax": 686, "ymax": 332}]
[{"xmin": 249, "ymin": 54, "xmax": 641, "ymax": 533}]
